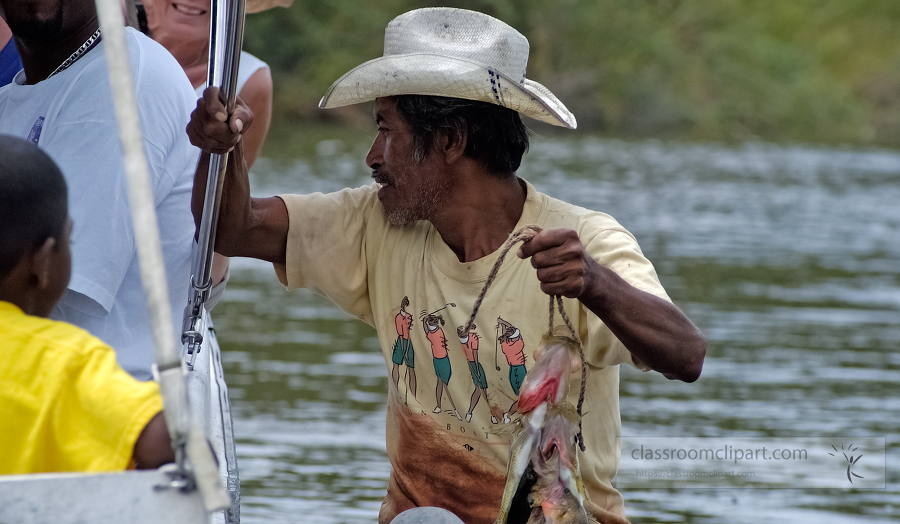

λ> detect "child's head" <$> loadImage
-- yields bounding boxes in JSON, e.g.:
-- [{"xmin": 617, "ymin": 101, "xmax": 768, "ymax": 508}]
[{"xmin": 0, "ymin": 135, "xmax": 71, "ymax": 317}]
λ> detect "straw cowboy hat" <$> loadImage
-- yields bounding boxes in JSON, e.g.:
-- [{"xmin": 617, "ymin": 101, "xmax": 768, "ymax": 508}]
[{"xmin": 319, "ymin": 8, "xmax": 577, "ymax": 129}]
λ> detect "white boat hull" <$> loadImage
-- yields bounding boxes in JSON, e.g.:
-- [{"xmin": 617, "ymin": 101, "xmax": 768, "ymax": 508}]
[{"xmin": 189, "ymin": 314, "xmax": 241, "ymax": 523}]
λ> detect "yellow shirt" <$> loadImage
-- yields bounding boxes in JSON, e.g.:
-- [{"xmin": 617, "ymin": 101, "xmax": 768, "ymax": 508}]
[
  {"xmin": 0, "ymin": 301, "xmax": 163, "ymax": 474},
  {"xmin": 276, "ymin": 181, "xmax": 670, "ymax": 524}
]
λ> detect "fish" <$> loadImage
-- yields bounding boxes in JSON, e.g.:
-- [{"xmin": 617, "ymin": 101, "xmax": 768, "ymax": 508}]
[
  {"xmin": 528, "ymin": 404, "xmax": 592, "ymax": 524},
  {"xmin": 495, "ymin": 404, "xmax": 547, "ymax": 524},
  {"xmin": 516, "ymin": 335, "xmax": 581, "ymax": 414},
  {"xmin": 495, "ymin": 402, "xmax": 594, "ymax": 524},
  {"xmin": 495, "ymin": 332, "xmax": 592, "ymax": 524},
  {"xmin": 537, "ymin": 404, "xmax": 579, "ymax": 472},
  {"xmin": 528, "ymin": 464, "xmax": 590, "ymax": 524}
]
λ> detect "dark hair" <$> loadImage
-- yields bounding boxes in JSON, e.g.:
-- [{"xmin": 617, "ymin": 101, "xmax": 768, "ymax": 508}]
[
  {"xmin": 0, "ymin": 135, "xmax": 68, "ymax": 279},
  {"xmin": 394, "ymin": 95, "xmax": 530, "ymax": 176}
]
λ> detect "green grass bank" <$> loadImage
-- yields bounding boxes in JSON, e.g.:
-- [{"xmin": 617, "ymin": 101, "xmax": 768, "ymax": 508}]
[{"xmin": 245, "ymin": 0, "xmax": 900, "ymax": 146}]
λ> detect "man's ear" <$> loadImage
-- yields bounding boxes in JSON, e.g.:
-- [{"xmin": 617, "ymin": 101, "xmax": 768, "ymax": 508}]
[
  {"xmin": 31, "ymin": 237, "xmax": 57, "ymax": 290},
  {"xmin": 440, "ymin": 127, "xmax": 467, "ymax": 165}
]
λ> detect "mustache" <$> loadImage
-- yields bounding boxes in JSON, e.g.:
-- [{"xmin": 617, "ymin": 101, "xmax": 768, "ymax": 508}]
[{"xmin": 371, "ymin": 166, "xmax": 392, "ymax": 185}]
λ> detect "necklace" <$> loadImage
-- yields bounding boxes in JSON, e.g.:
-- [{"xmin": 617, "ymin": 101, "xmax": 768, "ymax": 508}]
[{"xmin": 47, "ymin": 28, "xmax": 102, "ymax": 79}]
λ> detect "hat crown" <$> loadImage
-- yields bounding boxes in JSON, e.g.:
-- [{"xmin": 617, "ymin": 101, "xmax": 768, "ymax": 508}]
[
  {"xmin": 319, "ymin": 7, "xmax": 576, "ymax": 128},
  {"xmin": 384, "ymin": 8, "xmax": 530, "ymax": 83}
]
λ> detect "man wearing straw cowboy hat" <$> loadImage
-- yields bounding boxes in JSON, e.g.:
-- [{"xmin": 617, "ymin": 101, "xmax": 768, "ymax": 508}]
[{"xmin": 189, "ymin": 7, "xmax": 706, "ymax": 523}]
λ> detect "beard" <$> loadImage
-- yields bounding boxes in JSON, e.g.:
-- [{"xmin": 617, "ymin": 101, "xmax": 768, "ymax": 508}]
[
  {"xmin": 382, "ymin": 181, "xmax": 451, "ymax": 227},
  {"xmin": 376, "ymin": 164, "xmax": 452, "ymax": 227},
  {"xmin": 382, "ymin": 183, "xmax": 447, "ymax": 226},
  {"xmin": 2, "ymin": 0, "xmax": 66, "ymax": 41}
]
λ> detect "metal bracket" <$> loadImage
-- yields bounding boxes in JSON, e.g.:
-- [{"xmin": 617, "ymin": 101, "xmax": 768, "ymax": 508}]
[
  {"xmin": 154, "ymin": 447, "xmax": 196, "ymax": 493},
  {"xmin": 182, "ymin": 276, "xmax": 211, "ymax": 370}
]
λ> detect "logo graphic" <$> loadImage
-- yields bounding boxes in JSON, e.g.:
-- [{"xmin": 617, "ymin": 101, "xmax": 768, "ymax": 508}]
[
  {"xmin": 27, "ymin": 116, "xmax": 45, "ymax": 144},
  {"xmin": 829, "ymin": 443, "xmax": 864, "ymax": 484}
]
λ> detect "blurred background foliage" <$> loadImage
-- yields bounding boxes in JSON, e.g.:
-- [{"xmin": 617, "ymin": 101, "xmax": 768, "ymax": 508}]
[{"xmin": 244, "ymin": 0, "xmax": 900, "ymax": 145}]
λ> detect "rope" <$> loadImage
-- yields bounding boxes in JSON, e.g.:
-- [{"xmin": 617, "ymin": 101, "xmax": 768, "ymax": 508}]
[
  {"xmin": 556, "ymin": 295, "xmax": 587, "ymax": 452},
  {"xmin": 462, "ymin": 225, "xmax": 542, "ymax": 334},
  {"xmin": 548, "ymin": 294, "xmax": 555, "ymax": 335},
  {"xmin": 464, "ymin": 225, "xmax": 588, "ymax": 452}
]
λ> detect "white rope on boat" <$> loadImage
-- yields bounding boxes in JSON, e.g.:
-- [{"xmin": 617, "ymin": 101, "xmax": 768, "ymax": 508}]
[{"xmin": 93, "ymin": 0, "xmax": 229, "ymax": 512}]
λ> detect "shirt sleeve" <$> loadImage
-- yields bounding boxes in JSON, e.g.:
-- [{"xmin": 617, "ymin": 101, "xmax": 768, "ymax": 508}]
[
  {"xmin": 55, "ymin": 340, "xmax": 164, "ymax": 472},
  {"xmin": 274, "ymin": 184, "xmax": 381, "ymax": 321},
  {"xmin": 579, "ymin": 223, "xmax": 671, "ymax": 370}
]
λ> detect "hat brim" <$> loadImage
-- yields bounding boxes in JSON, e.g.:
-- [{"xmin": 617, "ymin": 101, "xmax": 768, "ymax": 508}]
[
  {"xmin": 246, "ymin": 0, "xmax": 293, "ymax": 14},
  {"xmin": 319, "ymin": 53, "xmax": 577, "ymax": 129}
]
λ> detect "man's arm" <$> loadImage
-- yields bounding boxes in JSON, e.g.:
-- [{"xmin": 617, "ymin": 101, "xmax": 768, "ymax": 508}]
[
  {"xmin": 187, "ymin": 87, "xmax": 288, "ymax": 264},
  {"xmin": 519, "ymin": 228, "xmax": 706, "ymax": 382}
]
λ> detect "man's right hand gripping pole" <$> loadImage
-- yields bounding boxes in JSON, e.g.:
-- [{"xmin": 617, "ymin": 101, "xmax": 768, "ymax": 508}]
[{"xmin": 187, "ymin": 86, "xmax": 289, "ymax": 265}]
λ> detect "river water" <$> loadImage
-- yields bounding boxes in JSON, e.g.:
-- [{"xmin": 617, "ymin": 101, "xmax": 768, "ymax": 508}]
[{"xmin": 213, "ymin": 133, "xmax": 900, "ymax": 523}]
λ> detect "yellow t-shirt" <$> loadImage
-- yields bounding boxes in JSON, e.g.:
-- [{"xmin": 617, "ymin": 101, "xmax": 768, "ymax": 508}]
[
  {"xmin": 0, "ymin": 301, "xmax": 164, "ymax": 474},
  {"xmin": 275, "ymin": 180, "xmax": 670, "ymax": 524}
]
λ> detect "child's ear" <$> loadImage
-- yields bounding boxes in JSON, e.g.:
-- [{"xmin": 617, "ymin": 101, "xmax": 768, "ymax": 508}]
[{"xmin": 31, "ymin": 237, "xmax": 57, "ymax": 289}]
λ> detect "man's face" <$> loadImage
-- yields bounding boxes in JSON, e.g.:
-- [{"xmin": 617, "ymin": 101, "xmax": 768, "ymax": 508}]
[
  {"xmin": 0, "ymin": 0, "xmax": 91, "ymax": 41},
  {"xmin": 366, "ymin": 97, "xmax": 450, "ymax": 226},
  {"xmin": 0, "ymin": 0, "xmax": 63, "ymax": 40}
]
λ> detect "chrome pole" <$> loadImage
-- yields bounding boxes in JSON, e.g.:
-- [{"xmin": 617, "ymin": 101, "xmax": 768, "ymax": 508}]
[{"xmin": 182, "ymin": 0, "xmax": 247, "ymax": 368}]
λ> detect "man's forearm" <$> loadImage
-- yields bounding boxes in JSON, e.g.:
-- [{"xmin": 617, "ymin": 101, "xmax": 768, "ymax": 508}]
[
  {"xmin": 237, "ymin": 195, "xmax": 289, "ymax": 264},
  {"xmin": 579, "ymin": 259, "xmax": 706, "ymax": 382},
  {"xmin": 191, "ymin": 147, "xmax": 289, "ymax": 265}
]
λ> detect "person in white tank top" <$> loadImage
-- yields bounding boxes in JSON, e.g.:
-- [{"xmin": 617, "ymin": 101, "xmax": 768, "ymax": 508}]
[
  {"xmin": 141, "ymin": 0, "xmax": 276, "ymax": 169},
  {"xmin": 141, "ymin": 0, "xmax": 286, "ymax": 289}
]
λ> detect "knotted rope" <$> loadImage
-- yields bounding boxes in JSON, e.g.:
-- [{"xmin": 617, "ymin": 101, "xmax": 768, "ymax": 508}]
[
  {"xmin": 550, "ymin": 294, "xmax": 588, "ymax": 452},
  {"xmin": 462, "ymin": 225, "xmax": 588, "ymax": 452}
]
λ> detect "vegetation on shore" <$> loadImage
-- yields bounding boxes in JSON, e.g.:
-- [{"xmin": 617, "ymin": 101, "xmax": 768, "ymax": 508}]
[{"xmin": 245, "ymin": 0, "xmax": 900, "ymax": 146}]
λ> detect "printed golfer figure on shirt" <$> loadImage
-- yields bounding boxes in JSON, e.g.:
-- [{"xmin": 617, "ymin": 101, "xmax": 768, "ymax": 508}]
[
  {"xmin": 457, "ymin": 324, "xmax": 500, "ymax": 424},
  {"xmin": 422, "ymin": 308, "xmax": 461, "ymax": 420},
  {"xmin": 391, "ymin": 296, "xmax": 416, "ymax": 402},
  {"xmin": 497, "ymin": 316, "xmax": 528, "ymax": 424}
]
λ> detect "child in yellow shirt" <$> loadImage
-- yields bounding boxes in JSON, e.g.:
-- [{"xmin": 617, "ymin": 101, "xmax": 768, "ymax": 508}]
[{"xmin": 0, "ymin": 135, "xmax": 174, "ymax": 473}]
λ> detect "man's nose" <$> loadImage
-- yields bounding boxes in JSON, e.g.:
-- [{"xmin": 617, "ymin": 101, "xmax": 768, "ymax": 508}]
[{"xmin": 366, "ymin": 135, "xmax": 382, "ymax": 168}]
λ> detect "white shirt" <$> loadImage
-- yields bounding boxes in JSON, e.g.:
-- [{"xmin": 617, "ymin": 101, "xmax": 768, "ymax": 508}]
[
  {"xmin": 194, "ymin": 50, "xmax": 268, "ymax": 98},
  {"xmin": 0, "ymin": 28, "xmax": 198, "ymax": 380}
]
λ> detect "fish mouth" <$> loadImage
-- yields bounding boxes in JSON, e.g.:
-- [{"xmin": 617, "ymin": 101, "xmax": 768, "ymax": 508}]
[
  {"xmin": 541, "ymin": 504, "xmax": 589, "ymax": 524},
  {"xmin": 172, "ymin": 3, "xmax": 207, "ymax": 16}
]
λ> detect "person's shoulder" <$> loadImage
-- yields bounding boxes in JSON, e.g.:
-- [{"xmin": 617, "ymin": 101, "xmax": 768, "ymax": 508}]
[
  {"xmin": 2, "ymin": 307, "xmax": 113, "ymax": 363},
  {"xmin": 125, "ymin": 28, "xmax": 194, "ymax": 98},
  {"xmin": 529, "ymin": 183, "xmax": 627, "ymax": 234},
  {"xmin": 282, "ymin": 183, "xmax": 382, "ymax": 214},
  {"xmin": 125, "ymin": 27, "xmax": 177, "ymax": 68},
  {"xmin": 239, "ymin": 50, "xmax": 269, "ymax": 72}
]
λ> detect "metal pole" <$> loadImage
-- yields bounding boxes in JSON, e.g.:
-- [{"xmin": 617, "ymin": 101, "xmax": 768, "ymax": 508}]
[{"xmin": 181, "ymin": 0, "xmax": 247, "ymax": 368}]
